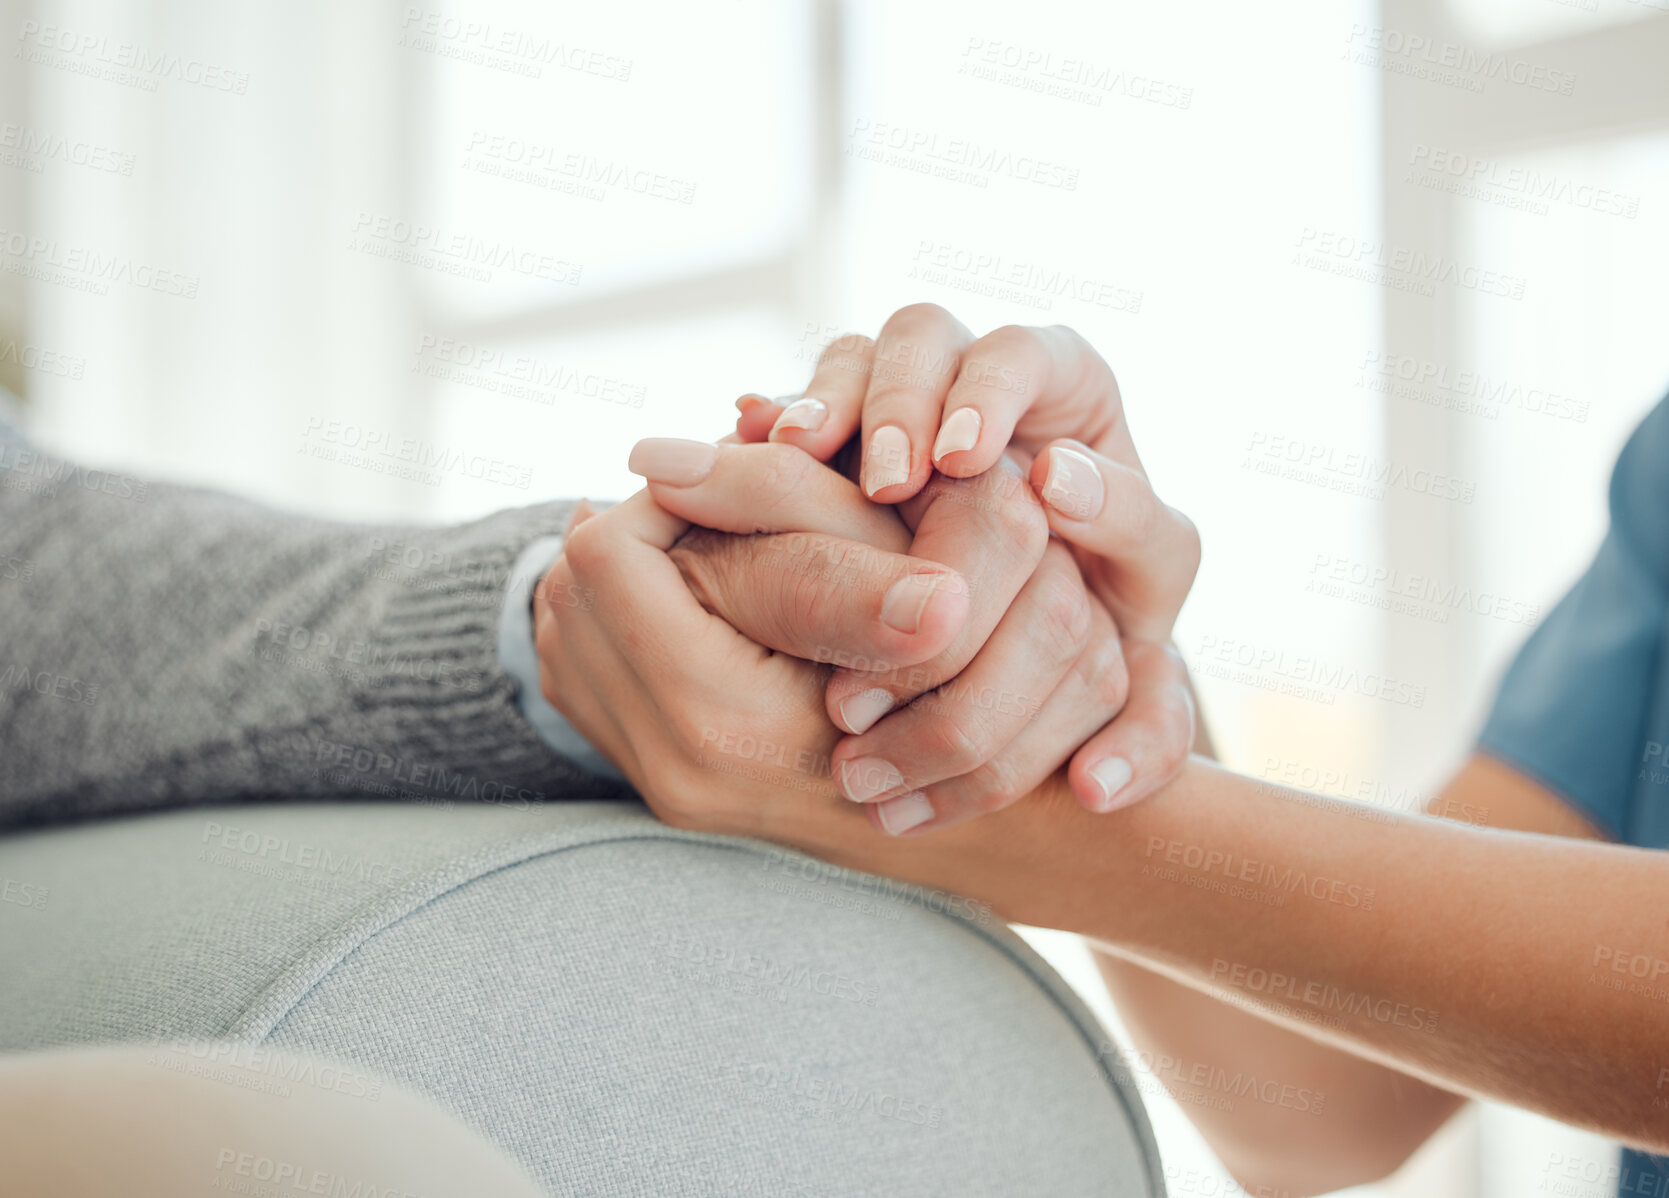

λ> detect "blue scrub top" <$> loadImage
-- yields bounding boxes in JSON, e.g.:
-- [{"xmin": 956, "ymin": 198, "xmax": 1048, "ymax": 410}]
[{"xmin": 1477, "ymin": 393, "xmax": 1669, "ymax": 1196}]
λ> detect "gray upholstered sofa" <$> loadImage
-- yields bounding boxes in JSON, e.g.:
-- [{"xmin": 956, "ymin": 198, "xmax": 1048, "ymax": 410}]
[{"xmin": 0, "ymin": 799, "xmax": 1164, "ymax": 1195}]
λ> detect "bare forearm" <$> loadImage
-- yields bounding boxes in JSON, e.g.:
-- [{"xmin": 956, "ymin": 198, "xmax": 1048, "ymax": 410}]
[
  {"xmin": 772, "ymin": 757, "xmax": 1669, "ymax": 1155},
  {"xmin": 1090, "ymin": 700, "xmax": 1461, "ymax": 1194}
]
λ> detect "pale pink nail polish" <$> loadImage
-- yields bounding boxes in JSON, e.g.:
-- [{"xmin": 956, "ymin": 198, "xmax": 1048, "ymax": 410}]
[
  {"xmin": 840, "ymin": 756, "xmax": 905, "ymax": 803},
  {"xmin": 1087, "ymin": 757, "xmax": 1133, "ymax": 812},
  {"xmin": 877, "ymin": 791, "xmax": 935, "ymax": 835},
  {"xmin": 879, "ymin": 571, "xmax": 941, "ymax": 634},
  {"xmin": 839, "ymin": 688, "xmax": 895, "ymax": 735},
  {"xmin": 932, "ymin": 407, "xmax": 982, "ymax": 463},
  {"xmin": 1041, "ymin": 447, "xmax": 1106, "ymax": 521},
  {"xmin": 627, "ymin": 438, "xmax": 719, "ymax": 486},
  {"xmin": 862, "ymin": 426, "xmax": 911, "ymax": 496},
  {"xmin": 768, "ymin": 397, "xmax": 828, "ymax": 440}
]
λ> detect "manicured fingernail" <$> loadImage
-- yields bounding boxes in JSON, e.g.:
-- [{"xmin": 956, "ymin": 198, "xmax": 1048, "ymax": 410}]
[
  {"xmin": 862, "ymin": 425, "xmax": 911, "ymax": 496},
  {"xmin": 879, "ymin": 570, "xmax": 941, "ymax": 634},
  {"xmin": 840, "ymin": 756, "xmax": 905, "ymax": 803},
  {"xmin": 839, "ymin": 687, "xmax": 895, "ymax": 735},
  {"xmin": 932, "ymin": 407, "xmax": 982, "ymax": 463},
  {"xmin": 627, "ymin": 438, "xmax": 719, "ymax": 486},
  {"xmin": 1087, "ymin": 757, "xmax": 1133, "ymax": 812},
  {"xmin": 1040, "ymin": 447, "xmax": 1106, "ymax": 522},
  {"xmin": 736, "ymin": 393, "xmax": 769, "ymax": 413},
  {"xmin": 768, "ymin": 397, "xmax": 828, "ymax": 440},
  {"xmin": 877, "ymin": 791, "xmax": 935, "ymax": 835}
]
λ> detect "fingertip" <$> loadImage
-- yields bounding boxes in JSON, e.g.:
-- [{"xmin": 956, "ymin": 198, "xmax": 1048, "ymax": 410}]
[
  {"xmin": 933, "ymin": 446, "xmax": 999, "ymax": 478},
  {"xmin": 1031, "ymin": 442, "xmax": 1106, "ymax": 524},
  {"xmin": 736, "ymin": 400, "xmax": 783, "ymax": 443},
  {"xmin": 930, "ymin": 406, "xmax": 984, "ymax": 468},
  {"xmin": 1071, "ymin": 752, "xmax": 1135, "ymax": 814}
]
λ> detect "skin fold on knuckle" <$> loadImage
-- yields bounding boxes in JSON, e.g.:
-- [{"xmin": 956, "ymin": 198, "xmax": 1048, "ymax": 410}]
[
  {"xmin": 1077, "ymin": 636, "xmax": 1130, "ymax": 713},
  {"xmin": 666, "ymin": 529, "xmax": 744, "ymax": 619},
  {"xmin": 917, "ymin": 705, "xmax": 990, "ymax": 776},
  {"xmin": 970, "ymin": 324, "xmax": 1050, "ymax": 388},
  {"xmin": 1030, "ymin": 555, "xmax": 1093, "ymax": 665},
  {"xmin": 560, "ymin": 513, "xmax": 611, "ymax": 582},
  {"xmin": 817, "ymin": 332, "xmax": 876, "ymax": 376}
]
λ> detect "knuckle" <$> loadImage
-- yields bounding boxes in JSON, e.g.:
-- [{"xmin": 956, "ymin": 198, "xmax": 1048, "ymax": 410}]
[
  {"xmin": 975, "ymin": 324, "xmax": 1050, "ymax": 377},
  {"xmin": 918, "ymin": 707, "xmax": 988, "ymax": 775},
  {"xmin": 537, "ymin": 667, "xmax": 563, "ymax": 712},
  {"xmin": 883, "ymin": 302, "xmax": 955, "ymax": 338},
  {"xmin": 817, "ymin": 331, "xmax": 875, "ymax": 368},
  {"xmin": 749, "ymin": 442, "xmax": 816, "ymax": 512},
  {"xmin": 561, "ymin": 513, "xmax": 610, "ymax": 580},
  {"xmin": 1032, "ymin": 571, "xmax": 1093, "ymax": 663},
  {"xmin": 667, "ymin": 528, "xmax": 736, "ymax": 616},
  {"xmin": 985, "ymin": 472, "xmax": 1050, "ymax": 552},
  {"xmin": 1122, "ymin": 483, "xmax": 1165, "ymax": 546},
  {"xmin": 1082, "ymin": 638, "xmax": 1131, "ymax": 712},
  {"xmin": 1168, "ymin": 505, "xmax": 1203, "ymax": 578},
  {"xmin": 970, "ymin": 756, "xmax": 1027, "ymax": 812}
]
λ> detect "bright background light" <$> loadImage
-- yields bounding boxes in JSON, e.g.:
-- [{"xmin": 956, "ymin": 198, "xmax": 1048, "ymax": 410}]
[{"xmin": 2, "ymin": 2, "xmax": 1664, "ymax": 1194}]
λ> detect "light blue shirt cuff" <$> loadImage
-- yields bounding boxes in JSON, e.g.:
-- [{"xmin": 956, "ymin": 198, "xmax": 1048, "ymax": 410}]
[{"xmin": 496, "ymin": 534, "xmax": 626, "ymax": 783}]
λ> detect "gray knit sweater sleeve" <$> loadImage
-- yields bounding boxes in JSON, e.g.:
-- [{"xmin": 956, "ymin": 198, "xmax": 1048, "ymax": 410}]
[{"xmin": 0, "ymin": 415, "xmax": 632, "ymax": 829}]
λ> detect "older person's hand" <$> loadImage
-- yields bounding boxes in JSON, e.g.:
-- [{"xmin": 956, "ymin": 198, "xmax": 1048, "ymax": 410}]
[
  {"xmin": 538, "ymin": 439, "xmax": 1130, "ymax": 837},
  {"xmin": 736, "ymin": 305, "xmax": 1200, "ymax": 813}
]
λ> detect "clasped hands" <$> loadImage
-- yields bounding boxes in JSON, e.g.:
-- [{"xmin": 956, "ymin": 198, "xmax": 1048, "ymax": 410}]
[{"xmin": 535, "ymin": 304, "xmax": 1200, "ymax": 848}]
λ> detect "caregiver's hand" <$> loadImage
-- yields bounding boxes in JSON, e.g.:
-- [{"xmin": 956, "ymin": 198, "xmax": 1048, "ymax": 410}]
[{"xmin": 736, "ymin": 304, "xmax": 1200, "ymax": 812}]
